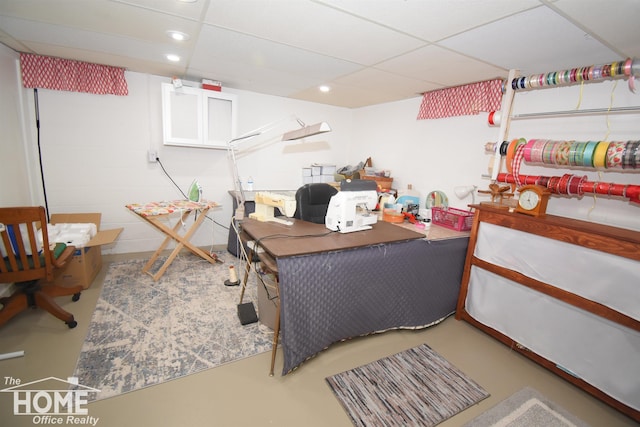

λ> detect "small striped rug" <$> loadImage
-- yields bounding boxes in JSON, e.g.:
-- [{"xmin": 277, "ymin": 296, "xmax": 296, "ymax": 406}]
[{"xmin": 326, "ymin": 343, "xmax": 489, "ymax": 427}]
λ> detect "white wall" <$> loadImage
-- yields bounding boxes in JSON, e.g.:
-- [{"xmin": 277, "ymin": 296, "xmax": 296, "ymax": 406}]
[
  {"xmin": 0, "ymin": 44, "xmax": 32, "ymax": 206},
  {"xmin": 353, "ymin": 81, "xmax": 640, "ymax": 231},
  {"xmin": 3, "ymin": 48, "xmax": 639, "ymax": 255},
  {"xmin": 19, "ymin": 72, "xmax": 352, "ymax": 254}
]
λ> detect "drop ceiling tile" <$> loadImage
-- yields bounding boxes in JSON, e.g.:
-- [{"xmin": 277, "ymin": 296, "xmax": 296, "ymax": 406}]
[
  {"xmin": 291, "ymin": 80, "xmax": 424, "ymax": 109},
  {"xmin": 552, "ymin": 0, "xmax": 640, "ymax": 58},
  {"xmin": 316, "ymin": 0, "xmax": 542, "ymax": 41},
  {"xmin": 204, "ymin": 0, "xmax": 425, "ymax": 65},
  {"xmin": 375, "ymin": 45, "xmax": 508, "ymax": 86},
  {"xmin": 0, "ymin": 15, "xmax": 189, "ymax": 68},
  {"xmin": 190, "ymin": 24, "xmax": 362, "ymax": 83},
  {"xmin": 110, "ymin": 0, "xmax": 205, "ymax": 20},
  {"xmin": 19, "ymin": 41, "xmax": 186, "ymax": 77},
  {"xmin": 0, "ymin": 0, "xmax": 200, "ymax": 44},
  {"xmin": 334, "ymin": 67, "xmax": 440, "ymax": 96},
  {"xmin": 440, "ymin": 6, "xmax": 622, "ymax": 76},
  {"xmin": 187, "ymin": 59, "xmax": 324, "ymax": 98}
]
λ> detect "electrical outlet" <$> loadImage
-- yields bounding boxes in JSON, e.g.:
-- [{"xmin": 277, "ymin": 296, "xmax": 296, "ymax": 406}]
[{"xmin": 148, "ymin": 150, "xmax": 157, "ymax": 163}]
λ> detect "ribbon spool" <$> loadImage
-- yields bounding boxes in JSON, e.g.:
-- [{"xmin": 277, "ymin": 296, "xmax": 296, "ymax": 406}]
[
  {"xmin": 224, "ymin": 265, "xmax": 240, "ymax": 287},
  {"xmin": 488, "ymin": 111, "xmax": 501, "ymax": 126}
]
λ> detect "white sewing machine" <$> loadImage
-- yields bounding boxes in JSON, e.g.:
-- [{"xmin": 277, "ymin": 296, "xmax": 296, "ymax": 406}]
[
  {"xmin": 249, "ymin": 191, "xmax": 297, "ymax": 225},
  {"xmin": 325, "ymin": 180, "xmax": 378, "ymax": 233}
]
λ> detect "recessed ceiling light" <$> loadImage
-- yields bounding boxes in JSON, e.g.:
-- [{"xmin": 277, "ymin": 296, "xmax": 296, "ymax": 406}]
[
  {"xmin": 166, "ymin": 54, "xmax": 181, "ymax": 62},
  {"xmin": 319, "ymin": 85, "xmax": 331, "ymax": 93},
  {"xmin": 167, "ymin": 30, "xmax": 190, "ymax": 41}
]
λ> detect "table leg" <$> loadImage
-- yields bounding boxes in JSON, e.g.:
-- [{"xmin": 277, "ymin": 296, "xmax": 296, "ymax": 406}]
[{"xmin": 270, "ymin": 298, "xmax": 280, "ymax": 377}]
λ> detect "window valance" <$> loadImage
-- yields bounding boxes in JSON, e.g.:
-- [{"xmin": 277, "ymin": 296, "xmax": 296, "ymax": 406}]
[
  {"xmin": 20, "ymin": 53, "xmax": 128, "ymax": 96},
  {"xmin": 417, "ymin": 79, "xmax": 503, "ymax": 120}
]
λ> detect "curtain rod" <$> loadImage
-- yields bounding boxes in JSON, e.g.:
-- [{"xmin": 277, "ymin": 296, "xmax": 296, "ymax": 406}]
[{"xmin": 512, "ymin": 106, "xmax": 640, "ymax": 119}]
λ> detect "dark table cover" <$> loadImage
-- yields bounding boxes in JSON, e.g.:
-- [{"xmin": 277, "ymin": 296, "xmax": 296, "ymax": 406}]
[{"xmin": 276, "ymin": 237, "xmax": 469, "ymax": 374}]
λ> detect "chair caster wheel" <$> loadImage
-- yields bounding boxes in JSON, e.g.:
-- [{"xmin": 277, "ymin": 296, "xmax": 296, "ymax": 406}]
[
  {"xmin": 67, "ymin": 320, "xmax": 78, "ymax": 329},
  {"xmin": 72, "ymin": 293, "xmax": 81, "ymax": 302}
]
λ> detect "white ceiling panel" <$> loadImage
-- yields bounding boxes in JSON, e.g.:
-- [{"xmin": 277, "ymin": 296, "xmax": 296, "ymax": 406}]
[
  {"xmin": 440, "ymin": 6, "xmax": 621, "ymax": 76},
  {"xmin": 0, "ymin": 0, "xmax": 636, "ymax": 108},
  {"xmin": 0, "ymin": 15, "xmax": 190, "ymax": 70},
  {"xmin": 205, "ymin": 0, "xmax": 426, "ymax": 66},
  {"xmin": 112, "ymin": 0, "xmax": 206, "ymax": 20},
  {"xmin": 550, "ymin": 0, "xmax": 640, "ymax": 58},
  {"xmin": 0, "ymin": 0, "xmax": 201, "ymax": 44},
  {"xmin": 375, "ymin": 45, "xmax": 508, "ymax": 86},
  {"xmin": 189, "ymin": 25, "xmax": 362, "ymax": 85},
  {"xmin": 316, "ymin": 0, "xmax": 542, "ymax": 42}
]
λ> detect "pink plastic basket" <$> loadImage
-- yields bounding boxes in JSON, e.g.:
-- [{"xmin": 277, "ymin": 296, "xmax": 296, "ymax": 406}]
[{"xmin": 431, "ymin": 207, "xmax": 474, "ymax": 231}]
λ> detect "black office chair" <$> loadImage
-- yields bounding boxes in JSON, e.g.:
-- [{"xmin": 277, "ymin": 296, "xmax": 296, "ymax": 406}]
[{"xmin": 293, "ymin": 183, "xmax": 338, "ymax": 224}]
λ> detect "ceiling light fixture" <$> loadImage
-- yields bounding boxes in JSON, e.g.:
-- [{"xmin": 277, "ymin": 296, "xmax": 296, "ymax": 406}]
[
  {"xmin": 166, "ymin": 30, "xmax": 190, "ymax": 41},
  {"xmin": 319, "ymin": 85, "xmax": 331, "ymax": 93},
  {"xmin": 166, "ymin": 54, "xmax": 180, "ymax": 62}
]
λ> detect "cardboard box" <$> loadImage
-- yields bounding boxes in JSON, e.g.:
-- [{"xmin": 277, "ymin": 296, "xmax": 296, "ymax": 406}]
[{"xmin": 50, "ymin": 213, "xmax": 123, "ymax": 289}]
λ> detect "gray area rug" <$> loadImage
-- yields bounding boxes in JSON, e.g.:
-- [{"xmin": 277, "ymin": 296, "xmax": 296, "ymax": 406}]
[
  {"xmin": 463, "ymin": 387, "xmax": 591, "ymax": 427},
  {"xmin": 72, "ymin": 252, "xmax": 273, "ymax": 401},
  {"xmin": 326, "ymin": 343, "xmax": 489, "ymax": 427}
]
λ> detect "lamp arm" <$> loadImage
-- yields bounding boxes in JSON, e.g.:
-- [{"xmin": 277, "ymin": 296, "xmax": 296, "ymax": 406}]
[{"xmin": 227, "ymin": 114, "xmax": 330, "ymax": 220}]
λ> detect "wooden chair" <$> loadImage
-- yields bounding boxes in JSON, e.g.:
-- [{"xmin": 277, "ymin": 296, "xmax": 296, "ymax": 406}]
[{"xmin": 0, "ymin": 206, "xmax": 83, "ymax": 328}]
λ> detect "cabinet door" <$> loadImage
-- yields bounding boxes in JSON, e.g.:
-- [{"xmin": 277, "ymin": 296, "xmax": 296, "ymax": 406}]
[
  {"xmin": 204, "ymin": 90, "xmax": 236, "ymax": 148},
  {"xmin": 162, "ymin": 83, "xmax": 203, "ymax": 147},
  {"xmin": 161, "ymin": 83, "xmax": 236, "ymax": 149}
]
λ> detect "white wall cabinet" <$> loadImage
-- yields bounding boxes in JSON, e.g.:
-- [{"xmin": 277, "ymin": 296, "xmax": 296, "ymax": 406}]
[{"xmin": 161, "ymin": 82, "xmax": 237, "ymax": 149}]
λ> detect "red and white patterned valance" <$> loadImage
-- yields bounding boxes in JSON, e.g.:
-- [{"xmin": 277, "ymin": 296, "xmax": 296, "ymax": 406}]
[
  {"xmin": 417, "ymin": 79, "xmax": 503, "ymax": 120},
  {"xmin": 20, "ymin": 53, "xmax": 128, "ymax": 96}
]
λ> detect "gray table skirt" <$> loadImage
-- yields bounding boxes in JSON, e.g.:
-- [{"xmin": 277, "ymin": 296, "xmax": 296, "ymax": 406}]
[{"xmin": 276, "ymin": 237, "xmax": 469, "ymax": 374}]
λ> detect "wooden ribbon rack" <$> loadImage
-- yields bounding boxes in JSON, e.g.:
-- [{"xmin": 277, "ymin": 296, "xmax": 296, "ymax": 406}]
[
  {"xmin": 507, "ymin": 57, "xmax": 639, "ymax": 91},
  {"xmin": 490, "ymin": 58, "xmax": 640, "ymax": 205}
]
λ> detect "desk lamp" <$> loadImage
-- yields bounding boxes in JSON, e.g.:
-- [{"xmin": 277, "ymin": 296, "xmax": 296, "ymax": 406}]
[
  {"xmin": 227, "ymin": 117, "xmax": 331, "ymax": 220},
  {"xmin": 454, "ymin": 185, "xmax": 477, "ymax": 208}
]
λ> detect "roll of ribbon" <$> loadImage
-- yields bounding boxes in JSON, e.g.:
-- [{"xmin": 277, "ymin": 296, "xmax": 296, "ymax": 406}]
[
  {"xmin": 488, "ymin": 111, "xmax": 501, "ymax": 126},
  {"xmin": 569, "ymin": 141, "xmax": 587, "ymax": 166},
  {"xmin": 592, "ymin": 142, "xmax": 610, "ymax": 168},
  {"xmin": 530, "ymin": 139, "xmax": 547, "ymax": 163},
  {"xmin": 542, "ymin": 140, "xmax": 555, "ymax": 164},
  {"xmin": 512, "ymin": 143, "xmax": 526, "ymax": 187},
  {"xmin": 582, "ymin": 141, "xmax": 599, "ymax": 167},
  {"xmin": 523, "ymin": 139, "xmax": 535, "ymax": 162},
  {"xmin": 554, "ymin": 141, "xmax": 572, "ymax": 165},
  {"xmin": 622, "ymin": 141, "xmax": 636, "ymax": 169},
  {"xmin": 547, "ymin": 176, "xmax": 561, "ymax": 194},
  {"xmin": 505, "ymin": 139, "xmax": 518, "ymax": 173},
  {"xmin": 568, "ymin": 175, "xmax": 587, "ymax": 196},
  {"xmin": 606, "ymin": 141, "xmax": 626, "ymax": 168},
  {"xmin": 557, "ymin": 174, "xmax": 572, "ymax": 194},
  {"xmin": 484, "ymin": 141, "xmax": 497, "ymax": 153},
  {"xmin": 500, "ymin": 140, "xmax": 509, "ymax": 156}
]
